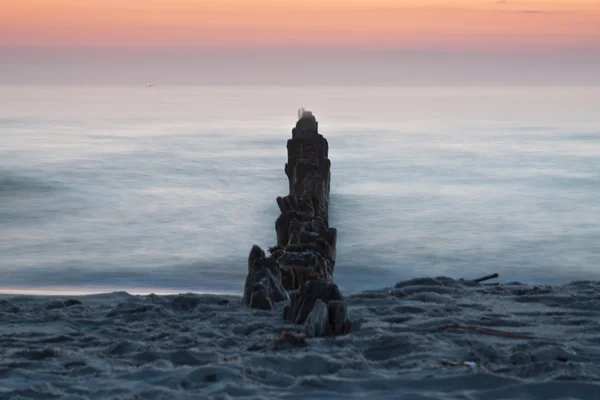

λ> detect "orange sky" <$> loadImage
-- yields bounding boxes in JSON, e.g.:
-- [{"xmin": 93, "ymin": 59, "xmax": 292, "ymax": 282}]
[{"xmin": 1, "ymin": 0, "xmax": 599, "ymax": 51}]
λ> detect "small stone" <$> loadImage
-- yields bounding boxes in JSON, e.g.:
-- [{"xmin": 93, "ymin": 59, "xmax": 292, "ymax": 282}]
[{"xmin": 277, "ymin": 331, "xmax": 307, "ymax": 347}]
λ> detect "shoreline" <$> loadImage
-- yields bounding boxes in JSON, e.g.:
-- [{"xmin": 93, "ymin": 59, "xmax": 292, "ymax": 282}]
[
  {"xmin": 0, "ymin": 287, "xmax": 241, "ymax": 297},
  {"xmin": 0, "ymin": 274, "xmax": 578, "ymax": 297}
]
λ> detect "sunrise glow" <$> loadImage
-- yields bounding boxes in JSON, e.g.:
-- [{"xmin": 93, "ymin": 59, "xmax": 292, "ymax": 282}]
[{"xmin": 2, "ymin": 0, "xmax": 599, "ymax": 51}]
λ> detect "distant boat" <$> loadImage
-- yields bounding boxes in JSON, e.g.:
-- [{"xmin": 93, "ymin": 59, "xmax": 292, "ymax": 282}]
[{"xmin": 146, "ymin": 83, "xmax": 156, "ymax": 87}]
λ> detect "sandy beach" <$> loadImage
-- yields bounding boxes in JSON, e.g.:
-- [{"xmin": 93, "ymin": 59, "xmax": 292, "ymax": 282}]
[{"xmin": 2, "ymin": 277, "xmax": 600, "ymax": 399}]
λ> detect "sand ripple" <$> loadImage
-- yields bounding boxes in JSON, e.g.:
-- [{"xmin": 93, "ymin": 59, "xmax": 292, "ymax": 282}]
[{"xmin": 2, "ymin": 279, "xmax": 600, "ymax": 399}]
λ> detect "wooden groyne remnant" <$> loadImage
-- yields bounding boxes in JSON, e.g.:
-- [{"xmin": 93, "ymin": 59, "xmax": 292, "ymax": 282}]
[{"xmin": 243, "ymin": 110, "xmax": 349, "ymax": 337}]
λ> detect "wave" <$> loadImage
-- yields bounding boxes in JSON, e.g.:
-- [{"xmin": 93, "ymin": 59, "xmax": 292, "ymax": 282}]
[
  {"xmin": 0, "ymin": 170, "xmax": 61, "ymax": 196},
  {"xmin": 0, "ymin": 254, "xmax": 406, "ymax": 295}
]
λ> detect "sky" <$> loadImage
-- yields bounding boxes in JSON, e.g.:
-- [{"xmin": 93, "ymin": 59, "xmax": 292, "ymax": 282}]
[{"xmin": 1, "ymin": 0, "xmax": 599, "ymax": 84}]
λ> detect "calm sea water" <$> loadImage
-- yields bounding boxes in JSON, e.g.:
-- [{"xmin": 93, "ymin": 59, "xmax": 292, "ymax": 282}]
[{"xmin": 1, "ymin": 85, "xmax": 599, "ymax": 294}]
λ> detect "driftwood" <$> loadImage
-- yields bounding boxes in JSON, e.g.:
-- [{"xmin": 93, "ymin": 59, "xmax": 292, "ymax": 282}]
[
  {"xmin": 243, "ymin": 110, "xmax": 349, "ymax": 336},
  {"xmin": 473, "ymin": 273, "xmax": 499, "ymax": 283}
]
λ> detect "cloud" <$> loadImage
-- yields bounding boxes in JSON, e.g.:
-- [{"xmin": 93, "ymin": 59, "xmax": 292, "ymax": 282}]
[
  {"xmin": 502, "ymin": 9, "xmax": 550, "ymax": 14},
  {"xmin": 495, "ymin": 0, "xmax": 551, "ymax": 13}
]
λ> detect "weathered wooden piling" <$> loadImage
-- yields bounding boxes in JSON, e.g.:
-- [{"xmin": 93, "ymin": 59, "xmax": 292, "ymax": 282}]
[{"xmin": 243, "ymin": 110, "xmax": 349, "ymax": 336}]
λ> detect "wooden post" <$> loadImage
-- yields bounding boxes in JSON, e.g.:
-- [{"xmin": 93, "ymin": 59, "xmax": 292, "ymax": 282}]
[{"xmin": 243, "ymin": 111, "xmax": 349, "ymax": 336}]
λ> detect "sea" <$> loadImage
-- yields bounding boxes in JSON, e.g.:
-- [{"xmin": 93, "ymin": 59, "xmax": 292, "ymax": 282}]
[{"xmin": 1, "ymin": 85, "xmax": 599, "ymax": 295}]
